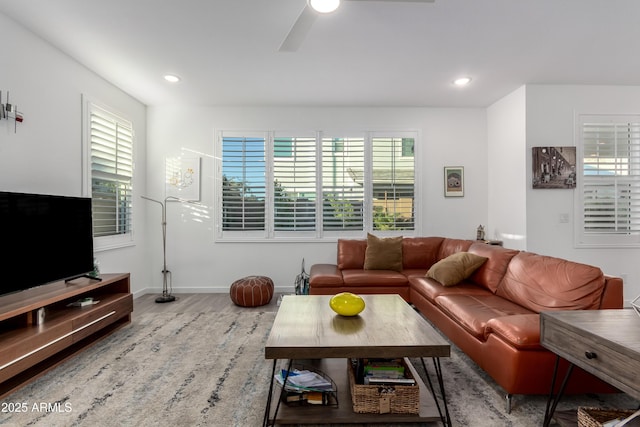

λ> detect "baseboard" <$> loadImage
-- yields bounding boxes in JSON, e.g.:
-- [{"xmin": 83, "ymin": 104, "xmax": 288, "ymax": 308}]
[{"xmin": 133, "ymin": 286, "xmax": 294, "ymax": 298}]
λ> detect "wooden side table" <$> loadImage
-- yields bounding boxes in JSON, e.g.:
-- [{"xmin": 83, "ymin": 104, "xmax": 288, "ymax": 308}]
[{"xmin": 540, "ymin": 309, "xmax": 640, "ymax": 426}]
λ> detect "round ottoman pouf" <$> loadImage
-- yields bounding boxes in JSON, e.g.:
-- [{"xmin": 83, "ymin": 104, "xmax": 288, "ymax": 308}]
[{"xmin": 230, "ymin": 276, "xmax": 274, "ymax": 307}]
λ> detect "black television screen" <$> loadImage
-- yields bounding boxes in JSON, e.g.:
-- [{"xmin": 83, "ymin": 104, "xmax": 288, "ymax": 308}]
[{"xmin": 0, "ymin": 191, "xmax": 94, "ymax": 296}]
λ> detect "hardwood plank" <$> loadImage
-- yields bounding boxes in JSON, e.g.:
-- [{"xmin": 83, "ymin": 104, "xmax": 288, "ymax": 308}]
[{"xmin": 132, "ymin": 292, "xmax": 281, "ymax": 317}]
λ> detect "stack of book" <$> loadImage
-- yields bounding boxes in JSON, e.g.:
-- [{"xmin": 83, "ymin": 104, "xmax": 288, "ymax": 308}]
[{"xmin": 359, "ymin": 358, "xmax": 416, "ymax": 386}]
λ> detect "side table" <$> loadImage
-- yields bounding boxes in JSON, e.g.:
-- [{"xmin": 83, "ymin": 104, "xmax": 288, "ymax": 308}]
[{"xmin": 540, "ymin": 309, "xmax": 640, "ymax": 427}]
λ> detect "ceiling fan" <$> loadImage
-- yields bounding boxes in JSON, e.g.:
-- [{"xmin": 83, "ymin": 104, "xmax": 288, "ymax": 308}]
[{"xmin": 279, "ymin": 0, "xmax": 435, "ymax": 52}]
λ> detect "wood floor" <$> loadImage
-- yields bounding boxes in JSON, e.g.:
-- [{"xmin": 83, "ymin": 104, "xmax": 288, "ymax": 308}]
[{"xmin": 132, "ymin": 292, "xmax": 282, "ymax": 317}]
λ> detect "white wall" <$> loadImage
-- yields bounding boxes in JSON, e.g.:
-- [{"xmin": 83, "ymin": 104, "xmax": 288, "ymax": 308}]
[
  {"xmin": 524, "ymin": 85, "xmax": 640, "ymax": 303},
  {"xmin": 487, "ymin": 86, "xmax": 527, "ymax": 250},
  {"xmin": 146, "ymin": 106, "xmax": 488, "ymax": 293},
  {"xmin": 0, "ymin": 13, "xmax": 150, "ymax": 296}
]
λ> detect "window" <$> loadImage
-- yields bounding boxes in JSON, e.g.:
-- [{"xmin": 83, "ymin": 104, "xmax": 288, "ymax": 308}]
[
  {"xmin": 372, "ymin": 137, "xmax": 415, "ymax": 230},
  {"xmin": 221, "ymin": 134, "xmax": 266, "ymax": 233},
  {"xmin": 576, "ymin": 115, "xmax": 640, "ymax": 247},
  {"xmin": 216, "ymin": 131, "xmax": 417, "ymax": 241},
  {"xmin": 321, "ymin": 136, "xmax": 365, "ymax": 232},
  {"xmin": 84, "ymin": 99, "xmax": 134, "ymax": 249},
  {"xmin": 274, "ymin": 134, "xmax": 317, "ymax": 234}
]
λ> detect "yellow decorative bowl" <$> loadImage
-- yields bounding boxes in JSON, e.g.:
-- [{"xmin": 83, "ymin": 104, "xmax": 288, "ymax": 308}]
[{"xmin": 329, "ymin": 292, "xmax": 365, "ymax": 316}]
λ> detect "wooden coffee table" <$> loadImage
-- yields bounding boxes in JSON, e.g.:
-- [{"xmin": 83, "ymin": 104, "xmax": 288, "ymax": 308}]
[{"xmin": 263, "ymin": 294, "xmax": 451, "ymax": 426}]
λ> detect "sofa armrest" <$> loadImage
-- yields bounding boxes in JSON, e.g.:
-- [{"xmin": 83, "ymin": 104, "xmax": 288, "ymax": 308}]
[
  {"xmin": 600, "ymin": 275, "xmax": 623, "ymax": 309},
  {"xmin": 309, "ymin": 264, "xmax": 344, "ymax": 286}
]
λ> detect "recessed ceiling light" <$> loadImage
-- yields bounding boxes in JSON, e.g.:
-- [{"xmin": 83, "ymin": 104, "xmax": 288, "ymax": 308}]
[
  {"xmin": 309, "ymin": 0, "xmax": 340, "ymax": 13},
  {"xmin": 453, "ymin": 77, "xmax": 472, "ymax": 86},
  {"xmin": 164, "ymin": 74, "xmax": 181, "ymax": 83}
]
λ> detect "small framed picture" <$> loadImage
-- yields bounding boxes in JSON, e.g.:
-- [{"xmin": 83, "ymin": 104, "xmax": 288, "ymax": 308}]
[{"xmin": 444, "ymin": 166, "xmax": 464, "ymax": 197}]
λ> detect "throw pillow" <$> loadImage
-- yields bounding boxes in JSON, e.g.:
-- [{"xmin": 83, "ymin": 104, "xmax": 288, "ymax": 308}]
[
  {"xmin": 426, "ymin": 252, "xmax": 488, "ymax": 286},
  {"xmin": 363, "ymin": 233, "xmax": 403, "ymax": 272}
]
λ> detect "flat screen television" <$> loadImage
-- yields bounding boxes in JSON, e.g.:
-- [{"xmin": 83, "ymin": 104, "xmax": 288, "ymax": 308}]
[{"xmin": 0, "ymin": 191, "xmax": 95, "ymax": 297}]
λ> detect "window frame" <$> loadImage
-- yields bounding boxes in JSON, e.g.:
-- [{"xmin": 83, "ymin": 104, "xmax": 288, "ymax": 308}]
[
  {"xmin": 82, "ymin": 95, "xmax": 135, "ymax": 251},
  {"xmin": 575, "ymin": 113, "xmax": 640, "ymax": 248},
  {"xmin": 214, "ymin": 129, "xmax": 420, "ymax": 242}
]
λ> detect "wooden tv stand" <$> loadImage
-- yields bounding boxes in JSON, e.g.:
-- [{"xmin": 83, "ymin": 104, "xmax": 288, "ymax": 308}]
[{"xmin": 0, "ymin": 273, "xmax": 132, "ymax": 398}]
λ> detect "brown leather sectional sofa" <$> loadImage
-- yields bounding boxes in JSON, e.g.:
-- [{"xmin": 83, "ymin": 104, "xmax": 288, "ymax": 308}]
[{"xmin": 309, "ymin": 237, "xmax": 623, "ymax": 411}]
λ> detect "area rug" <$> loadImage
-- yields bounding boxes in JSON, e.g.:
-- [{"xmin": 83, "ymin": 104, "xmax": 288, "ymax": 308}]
[
  {"xmin": 0, "ymin": 311, "xmax": 274, "ymax": 427},
  {"xmin": 0, "ymin": 310, "xmax": 636, "ymax": 427}
]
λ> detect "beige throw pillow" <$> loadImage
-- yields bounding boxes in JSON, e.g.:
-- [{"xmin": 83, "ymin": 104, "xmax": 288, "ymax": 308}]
[
  {"xmin": 363, "ymin": 233, "xmax": 403, "ymax": 272},
  {"xmin": 426, "ymin": 252, "xmax": 488, "ymax": 286}
]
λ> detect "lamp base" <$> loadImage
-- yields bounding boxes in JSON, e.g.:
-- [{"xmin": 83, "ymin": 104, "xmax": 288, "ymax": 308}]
[{"xmin": 155, "ymin": 294, "xmax": 176, "ymax": 303}]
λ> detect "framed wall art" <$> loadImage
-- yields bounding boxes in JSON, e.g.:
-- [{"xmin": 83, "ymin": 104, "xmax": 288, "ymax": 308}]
[
  {"xmin": 165, "ymin": 156, "xmax": 201, "ymax": 201},
  {"xmin": 444, "ymin": 166, "xmax": 464, "ymax": 197},
  {"xmin": 532, "ymin": 146, "xmax": 576, "ymax": 189}
]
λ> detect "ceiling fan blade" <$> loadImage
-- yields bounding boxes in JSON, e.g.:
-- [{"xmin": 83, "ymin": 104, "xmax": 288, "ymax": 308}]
[{"xmin": 279, "ymin": 5, "xmax": 318, "ymax": 52}]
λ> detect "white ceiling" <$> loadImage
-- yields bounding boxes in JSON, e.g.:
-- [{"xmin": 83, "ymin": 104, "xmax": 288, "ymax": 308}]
[{"xmin": 1, "ymin": 0, "xmax": 639, "ymax": 108}]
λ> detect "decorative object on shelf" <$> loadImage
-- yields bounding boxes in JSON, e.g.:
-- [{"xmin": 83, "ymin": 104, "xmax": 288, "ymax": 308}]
[
  {"xmin": 329, "ymin": 292, "xmax": 365, "ymax": 316},
  {"xmin": 532, "ymin": 146, "xmax": 576, "ymax": 189},
  {"xmin": 141, "ymin": 195, "xmax": 199, "ymax": 303},
  {"xmin": 0, "ymin": 90, "xmax": 24, "ymax": 133},
  {"xmin": 89, "ymin": 257, "xmax": 101, "ymax": 279},
  {"xmin": 165, "ymin": 156, "xmax": 201, "ymax": 201},
  {"xmin": 444, "ymin": 166, "xmax": 464, "ymax": 197},
  {"xmin": 476, "ymin": 225, "xmax": 485, "ymax": 240},
  {"xmin": 294, "ymin": 259, "xmax": 310, "ymax": 295}
]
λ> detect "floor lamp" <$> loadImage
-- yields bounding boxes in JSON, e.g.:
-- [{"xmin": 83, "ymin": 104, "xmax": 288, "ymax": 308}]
[{"xmin": 141, "ymin": 195, "xmax": 186, "ymax": 303}]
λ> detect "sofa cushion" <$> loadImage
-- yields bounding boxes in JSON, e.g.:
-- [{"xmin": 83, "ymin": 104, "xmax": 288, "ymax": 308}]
[
  {"xmin": 402, "ymin": 237, "xmax": 445, "ymax": 269},
  {"xmin": 309, "ymin": 264, "xmax": 344, "ymax": 288},
  {"xmin": 363, "ymin": 233, "xmax": 403, "ymax": 271},
  {"xmin": 337, "ymin": 239, "xmax": 367, "ymax": 269},
  {"xmin": 426, "ymin": 252, "xmax": 488, "ymax": 286},
  {"xmin": 342, "ymin": 269, "xmax": 408, "ymax": 285},
  {"xmin": 484, "ymin": 314, "xmax": 543, "ymax": 350},
  {"xmin": 468, "ymin": 243, "xmax": 519, "ymax": 293},
  {"xmin": 434, "ymin": 294, "xmax": 534, "ymax": 340},
  {"xmin": 496, "ymin": 252, "xmax": 606, "ymax": 312},
  {"xmin": 437, "ymin": 238, "xmax": 474, "ymax": 260},
  {"xmin": 409, "ymin": 276, "xmax": 493, "ymax": 303}
]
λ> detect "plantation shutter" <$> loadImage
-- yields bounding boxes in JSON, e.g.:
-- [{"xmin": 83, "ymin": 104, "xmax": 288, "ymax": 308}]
[
  {"xmin": 371, "ymin": 137, "xmax": 415, "ymax": 230},
  {"xmin": 90, "ymin": 106, "xmax": 133, "ymax": 238},
  {"xmin": 273, "ymin": 136, "xmax": 317, "ymax": 232},
  {"xmin": 321, "ymin": 137, "xmax": 365, "ymax": 231},
  {"xmin": 221, "ymin": 135, "xmax": 266, "ymax": 231},
  {"xmin": 579, "ymin": 116, "xmax": 640, "ymax": 245}
]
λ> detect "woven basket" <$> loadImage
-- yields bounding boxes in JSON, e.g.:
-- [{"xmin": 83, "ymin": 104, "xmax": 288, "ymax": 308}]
[
  {"xmin": 577, "ymin": 407, "xmax": 637, "ymax": 427},
  {"xmin": 347, "ymin": 359, "xmax": 419, "ymax": 414}
]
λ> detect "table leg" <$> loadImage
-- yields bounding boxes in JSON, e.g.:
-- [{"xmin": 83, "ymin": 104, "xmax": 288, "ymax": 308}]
[
  {"xmin": 421, "ymin": 357, "xmax": 452, "ymax": 427},
  {"xmin": 543, "ymin": 355, "xmax": 574, "ymax": 427},
  {"xmin": 263, "ymin": 359, "xmax": 293, "ymax": 427},
  {"xmin": 262, "ymin": 359, "xmax": 278, "ymax": 427}
]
